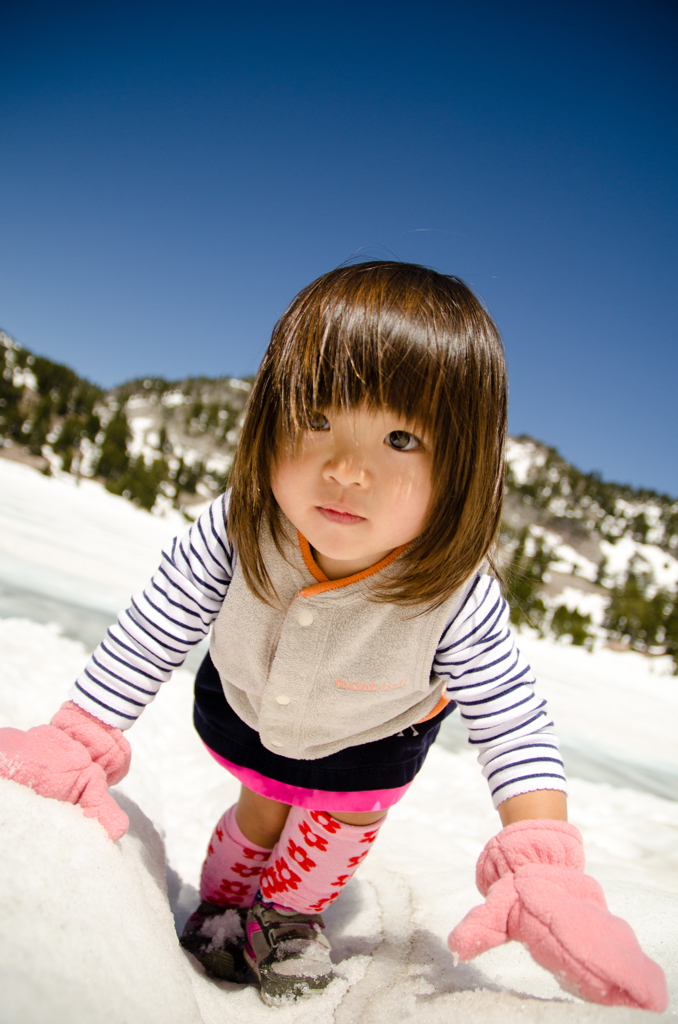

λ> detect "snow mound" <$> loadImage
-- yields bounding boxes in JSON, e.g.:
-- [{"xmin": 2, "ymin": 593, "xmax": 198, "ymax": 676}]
[{"xmin": 0, "ymin": 779, "xmax": 203, "ymax": 1024}]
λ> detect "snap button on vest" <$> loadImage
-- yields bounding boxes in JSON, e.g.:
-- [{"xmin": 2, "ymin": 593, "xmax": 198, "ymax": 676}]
[
  {"xmin": 275, "ymin": 694, "xmax": 291, "ymax": 705},
  {"xmin": 296, "ymin": 607, "xmax": 314, "ymax": 626}
]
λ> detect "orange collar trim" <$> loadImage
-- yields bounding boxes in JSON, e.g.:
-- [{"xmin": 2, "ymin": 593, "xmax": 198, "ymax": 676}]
[{"xmin": 297, "ymin": 532, "xmax": 407, "ymax": 598}]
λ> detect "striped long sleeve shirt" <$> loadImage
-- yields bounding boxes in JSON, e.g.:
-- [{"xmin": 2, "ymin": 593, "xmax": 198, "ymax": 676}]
[{"xmin": 70, "ymin": 494, "xmax": 567, "ymax": 807}]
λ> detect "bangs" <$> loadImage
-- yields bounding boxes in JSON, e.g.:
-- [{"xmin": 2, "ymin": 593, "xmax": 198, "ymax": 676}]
[
  {"xmin": 279, "ymin": 314, "xmax": 448, "ymax": 442},
  {"xmin": 271, "ymin": 262, "xmax": 493, "ymax": 446}
]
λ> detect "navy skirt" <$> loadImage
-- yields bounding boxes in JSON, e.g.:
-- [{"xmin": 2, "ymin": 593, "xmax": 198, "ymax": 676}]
[{"xmin": 193, "ymin": 653, "xmax": 456, "ymax": 799}]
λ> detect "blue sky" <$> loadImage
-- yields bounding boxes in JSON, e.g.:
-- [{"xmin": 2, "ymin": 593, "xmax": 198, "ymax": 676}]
[{"xmin": 1, "ymin": 0, "xmax": 676, "ymax": 496}]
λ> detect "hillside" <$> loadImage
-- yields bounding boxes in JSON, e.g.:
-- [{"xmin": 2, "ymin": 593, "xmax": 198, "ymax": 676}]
[{"xmin": 2, "ymin": 329, "xmax": 676, "ymax": 668}]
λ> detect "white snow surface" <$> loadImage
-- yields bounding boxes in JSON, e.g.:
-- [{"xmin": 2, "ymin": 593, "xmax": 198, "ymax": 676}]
[
  {"xmin": 0, "ymin": 458, "xmax": 676, "ymax": 1023},
  {"xmin": 0, "ymin": 457, "xmax": 185, "ymax": 613}
]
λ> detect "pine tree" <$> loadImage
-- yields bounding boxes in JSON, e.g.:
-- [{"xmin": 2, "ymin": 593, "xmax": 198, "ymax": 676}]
[
  {"xmin": 663, "ymin": 599, "xmax": 678, "ymax": 674},
  {"xmin": 550, "ymin": 605, "xmax": 593, "ymax": 647},
  {"xmin": 603, "ymin": 569, "xmax": 668, "ymax": 650},
  {"xmin": 94, "ymin": 410, "xmax": 131, "ymax": 481}
]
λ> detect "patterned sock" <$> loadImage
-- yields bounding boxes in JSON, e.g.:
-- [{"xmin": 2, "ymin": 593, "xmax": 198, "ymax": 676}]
[
  {"xmin": 199, "ymin": 805, "xmax": 272, "ymax": 908},
  {"xmin": 258, "ymin": 808, "xmax": 385, "ymax": 914}
]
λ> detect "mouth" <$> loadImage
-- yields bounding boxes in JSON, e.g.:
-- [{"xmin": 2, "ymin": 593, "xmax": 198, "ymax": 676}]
[{"xmin": 317, "ymin": 505, "xmax": 366, "ymax": 525}]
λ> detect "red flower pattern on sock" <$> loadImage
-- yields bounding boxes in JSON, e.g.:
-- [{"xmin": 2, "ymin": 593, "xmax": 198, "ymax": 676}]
[
  {"xmin": 287, "ymin": 838, "xmax": 317, "ymax": 872},
  {"xmin": 299, "ymin": 820, "xmax": 329, "ymax": 851},
  {"xmin": 310, "ymin": 810, "xmax": 342, "ymax": 833},
  {"xmin": 232, "ymin": 862, "xmax": 263, "ymax": 878},
  {"xmin": 259, "ymin": 808, "xmax": 386, "ymax": 915},
  {"xmin": 200, "ymin": 805, "xmax": 272, "ymax": 908}
]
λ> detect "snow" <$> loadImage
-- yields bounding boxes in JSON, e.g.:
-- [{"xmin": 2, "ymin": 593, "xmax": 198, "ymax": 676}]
[
  {"xmin": 205, "ymin": 452, "xmax": 233, "ymax": 475},
  {"xmin": 602, "ymin": 536, "xmax": 678, "ymax": 593},
  {"xmin": 0, "ymin": 457, "xmax": 184, "ymax": 614},
  {"xmin": 505, "ymin": 436, "xmax": 545, "ymax": 484},
  {"xmin": 163, "ymin": 390, "xmax": 189, "ymax": 407},
  {"xmin": 11, "ymin": 366, "xmax": 38, "ymax": 391},
  {"xmin": 127, "ymin": 414, "xmax": 158, "ymax": 462},
  {"xmin": 0, "ymin": 457, "xmax": 676, "ymax": 1023},
  {"xmin": 600, "ymin": 537, "xmax": 678, "ymax": 593},
  {"xmin": 198, "ymin": 908, "xmax": 244, "ymax": 946},
  {"xmin": 533, "ymin": 527, "xmax": 599, "ymax": 581},
  {"xmin": 516, "ymin": 631, "xmax": 678, "ymax": 768},
  {"xmin": 546, "ymin": 585, "xmax": 608, "ymax": 625}
]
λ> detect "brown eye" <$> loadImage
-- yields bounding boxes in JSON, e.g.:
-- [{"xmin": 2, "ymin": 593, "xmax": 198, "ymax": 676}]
[
  {"xmin": 386, "ymin": 430, "xmax": 420, "ymax": 451},
  {"xmin": 309, "ymin": 413, "xmax": 330, "ymax": 431}
]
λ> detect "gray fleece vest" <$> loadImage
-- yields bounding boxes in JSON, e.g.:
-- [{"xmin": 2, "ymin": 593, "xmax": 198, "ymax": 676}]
[{"xmin": 210, "ymin": 519, "xmax": 471, "ymax": 760}]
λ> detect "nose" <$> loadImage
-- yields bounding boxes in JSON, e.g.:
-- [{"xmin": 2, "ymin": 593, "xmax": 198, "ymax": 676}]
[{"xmin": 322, "ymin": 444, "xmax": 369, "ymax": 487}]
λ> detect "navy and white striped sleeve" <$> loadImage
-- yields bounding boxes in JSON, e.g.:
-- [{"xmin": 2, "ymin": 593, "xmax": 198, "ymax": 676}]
[
  {"xmin": 69, "ymin": 494, "xmax": 234, "ymax": 730},
  {"xmin": 434, "ymin": 575, "xmax": 568, "ymax": 808}
]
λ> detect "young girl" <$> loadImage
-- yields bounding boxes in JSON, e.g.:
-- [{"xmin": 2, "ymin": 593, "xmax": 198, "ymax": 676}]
[{"xmin": 0, "ymin": 263, "xmax": 667, "ymax": 1010}]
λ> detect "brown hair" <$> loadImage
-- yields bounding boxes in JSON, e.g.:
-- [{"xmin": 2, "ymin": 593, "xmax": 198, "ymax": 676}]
[{"xmin": 228, "ymin": 261, "xmax": 507, "ymax": 607}]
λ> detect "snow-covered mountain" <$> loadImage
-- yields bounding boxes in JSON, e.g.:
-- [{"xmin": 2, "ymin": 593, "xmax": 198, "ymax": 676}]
[
  {"xmin": 2, "ymin": 329, "xmax": 677, "ymax": 669},
  {"xmin": 502, "ymin": 437, "xmax": 678, "ymax": 665},
  {"xmin": 0, "ymin": 329, "xmax": 250, "ymax": 512}
]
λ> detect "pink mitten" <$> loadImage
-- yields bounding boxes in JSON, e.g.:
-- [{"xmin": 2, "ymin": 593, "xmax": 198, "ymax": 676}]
[
  {"xmin": 448, "ymin": 820, "xmax": 667, "ymax": 1012},
  {"xmin": 0, "ymin": 701, "xmax": 131, "ymax": 840}
]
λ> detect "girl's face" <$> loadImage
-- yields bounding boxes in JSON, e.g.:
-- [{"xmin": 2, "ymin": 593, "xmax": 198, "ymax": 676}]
[{"xmin": 271, "ymin": 406, "xmax": 433, "ymax": 581}]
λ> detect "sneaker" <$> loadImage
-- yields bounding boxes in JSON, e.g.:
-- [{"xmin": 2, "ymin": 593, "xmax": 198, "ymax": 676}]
[
  {"xmin": 180, "ymin": 901, "xmax": 250, "ymax": 982},
  {"xmin": 244, "ymin": 898, "xmax": 335, "ymax": 1004}
]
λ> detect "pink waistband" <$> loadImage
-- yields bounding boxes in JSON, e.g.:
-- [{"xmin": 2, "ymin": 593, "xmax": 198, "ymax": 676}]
[{"xmin": 203, "ymin": 744, "xmax": 413, "ymax": 812}]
